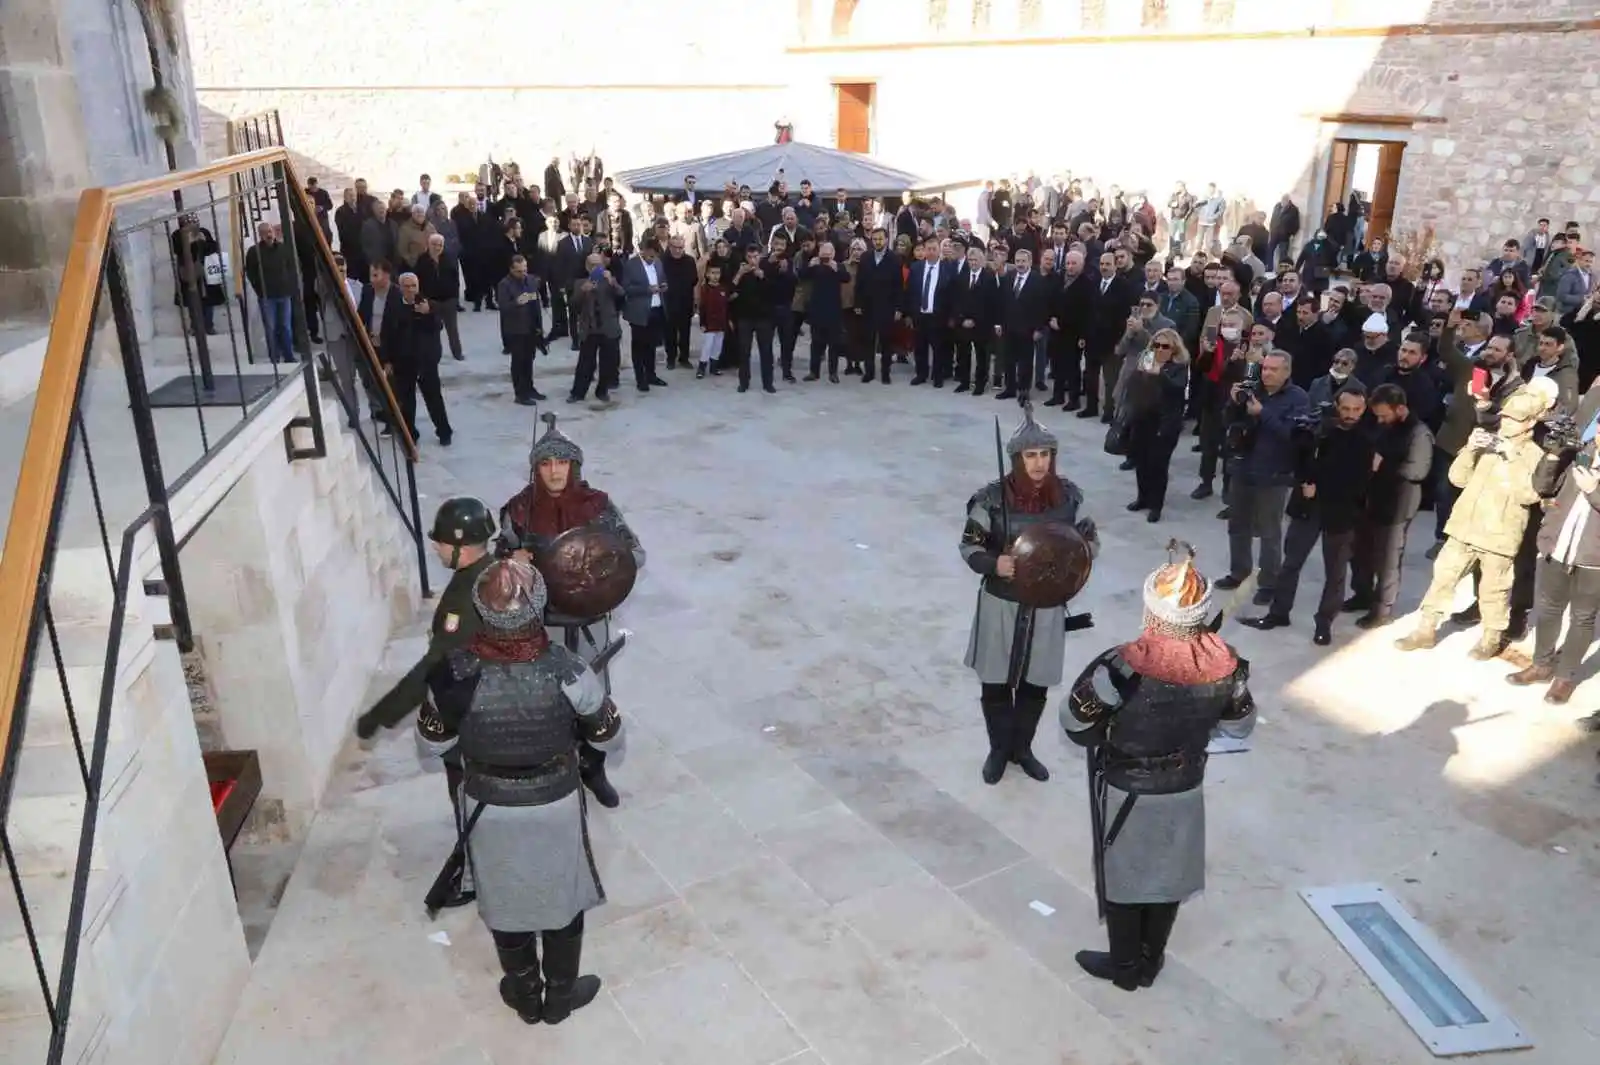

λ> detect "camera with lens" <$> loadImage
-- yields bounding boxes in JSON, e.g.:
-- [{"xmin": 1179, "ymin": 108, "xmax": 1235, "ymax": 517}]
[
  {"xmin": 1225, "ymin": 362, "xmax": 1266, "ymax": 454},
  {"xmin": 1231, "ymin": 360, "xmax": 1264, "ymax": 407}
]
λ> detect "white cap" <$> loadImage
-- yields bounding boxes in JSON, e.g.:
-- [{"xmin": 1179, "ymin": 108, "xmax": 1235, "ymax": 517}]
[{"xmin": 1362, "ymin": 312, "xmax": 1390, "ymax": 334}]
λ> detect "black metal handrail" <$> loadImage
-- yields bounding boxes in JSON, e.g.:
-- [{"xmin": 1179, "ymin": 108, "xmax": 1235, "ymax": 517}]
[{"xmin": 0, "ymin": 147, "xmax": 429, "ymax": 1062}]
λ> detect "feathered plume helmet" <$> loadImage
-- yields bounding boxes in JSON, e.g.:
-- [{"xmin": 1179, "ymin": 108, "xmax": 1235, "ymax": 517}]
[{"xmin": 1143, "ymin": 539, "xmax": 1213, "ymax": 632}]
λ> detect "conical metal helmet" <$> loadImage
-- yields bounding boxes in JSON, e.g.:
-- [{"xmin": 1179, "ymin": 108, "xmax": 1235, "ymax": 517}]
[
  {"xmin": 1005, "ymin": 401, "xmax": 1058, "ymax": 457},
  {"xmin": 529, "ymin": 411, "xmax": 584, "ymax": 471}
]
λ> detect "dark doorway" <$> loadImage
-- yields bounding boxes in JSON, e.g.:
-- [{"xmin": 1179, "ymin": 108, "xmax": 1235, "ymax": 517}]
[{"xmin": 1325, "ymin": 138, "xmax": 1407, "ymax": 246}]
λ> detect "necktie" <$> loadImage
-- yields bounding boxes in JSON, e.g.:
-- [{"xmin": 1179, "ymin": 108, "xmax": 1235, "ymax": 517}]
[
  {"xmin": 970, "ymin": 272, "xmax": 977, "ymax": 289},
  {"xmin": 923, "ymin": 266, "xmax": 935, "ymax": 312},
  {"xmin": 1102, "ymin": 279, "xmax": 1110, "ymax": 294},
  {"xmin": 1015, "ymin": 273, "xmax": 1025, "ymax": 294}
]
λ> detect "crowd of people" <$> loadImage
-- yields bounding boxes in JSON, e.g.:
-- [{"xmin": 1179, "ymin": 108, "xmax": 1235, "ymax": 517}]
[{"xmin": 293, "ymin": 157, "xmax": 1600, "ymax": 743}]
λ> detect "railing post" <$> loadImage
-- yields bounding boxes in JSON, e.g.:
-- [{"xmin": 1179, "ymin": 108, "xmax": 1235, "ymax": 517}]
[
  {"xmin": 106, "ymin": 242, "xmax": 196, "ymax": 652},
  {"xmin": 405, "ymin": 460, "xmax": 432, "ymax": 600}
]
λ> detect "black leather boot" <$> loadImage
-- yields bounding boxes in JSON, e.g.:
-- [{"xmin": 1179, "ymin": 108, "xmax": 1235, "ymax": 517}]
[
  {"xmin": 580, "ymin": 745, "xmax": 620, "ymax": 808},
  {"xmin": 1075, "ymin": 901, "xmax": 1143, "ymax": 991},
  {"xmin": 541, "ymin": 916, "xmax": 602, "ymax": 1025},
  {"xmin": 492, "ymin": 931, "xmax": 543, "ymax": 1024},
  {"xmin": 1139, "ymin": 902, "xmax": 1180, "ymax": 987},
  {"xmin": 1010, "ymin": 684, "xmax": 1050, "ymax": 782},
  {"xmin": 979, "ymin": 687, "xmax": 1011, "ymax": 785}
]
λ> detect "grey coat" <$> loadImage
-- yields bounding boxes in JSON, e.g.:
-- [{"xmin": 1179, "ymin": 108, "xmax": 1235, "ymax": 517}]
[
  {"xmin": 622, "ymin": 255, "xmax": 666, "ymax": 326},
  {"xmin": 1557, "ymin": 266, "xmax": 1593, "ymax": 315},
  {"xmin": 418, "ymin": 661, "xmax": 625, "ymax": 933}
]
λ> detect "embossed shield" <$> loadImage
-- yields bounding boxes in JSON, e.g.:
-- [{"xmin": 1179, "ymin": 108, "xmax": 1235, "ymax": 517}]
[
  {"xmin": 535, "ymin": 525, "xmax": 639, "ymax": 619},
  {"xmin": 1009, "ymin": 523, "xmax": 1094, "ymax": 608}
]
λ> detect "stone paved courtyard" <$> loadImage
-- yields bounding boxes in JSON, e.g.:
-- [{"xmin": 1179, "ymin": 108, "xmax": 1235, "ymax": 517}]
[{"xmin": 213, "ymin": 313, "xmax": 1600, "ymax": 1065}]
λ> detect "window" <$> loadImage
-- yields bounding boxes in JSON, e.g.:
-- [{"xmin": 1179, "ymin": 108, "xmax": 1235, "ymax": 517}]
[
  {"xmin": 1080, "ymin": 0, "xmax": 1106, "ymax": 31},
  {"xmin": 928, "ymin": 0, "xmax": 947, "ymax": 31},
  {"xmin": 1142, "ymin": 0, "xmax": 1169, "ymax": 28},
  {"xmin": 830, "ymin": 0, "xmax": 857, "ymax": 39},
  {"xmin": 972, "ymin": 0, "xmax": 991, "ymax": 32},
  {"xmin": 1019, "ymin": 0, "xmax": 1042, "ymax": 32},
  {"xmin": 1203, "ymin": 0, "xmax": 1236, "ymax": 27}
]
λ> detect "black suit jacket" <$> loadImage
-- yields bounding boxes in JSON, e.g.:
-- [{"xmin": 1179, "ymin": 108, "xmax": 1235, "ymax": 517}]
[
  {"xmin": 997, "ymin": 270, "xmax": 1050, "ymax": 337},
  {"xmin": 904, "ymin": 259, "xmax": 956, "ymax": 319},
  {"xmin": 553, "ymin": 234, "xmax": 593, "ymax": 282},
  {"xmin": 950, "ymin": 267, "xmax": 1000, "ymax": 331},
  {"xmin": 1087, "ymin": 275, "xmax": 1137, "ymax": 350},
  {"xmin": 1053, "ymin": 272, "xmax": 1096, "ymax": 347},
  {"xmin": 358, "ymin": 283, "xmax": 406, "ymax": 363},
  {"xmin": 857, "ymin": 250, "xmax": 904, "ymax": 328}
]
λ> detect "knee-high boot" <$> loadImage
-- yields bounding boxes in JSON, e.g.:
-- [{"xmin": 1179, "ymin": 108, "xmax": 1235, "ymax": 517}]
[
  {"xmin": 979, "ymin": 685, "xmax": 1012, "ymax": 785},
  {"xmin": 540, "ymin": 913, "xmax": 602, "ymax": 1024},
  {"xmin": 1074, "ymin": 901, "xmax": 1143, "ymax": 991},
  {"xmin": 1139, "ymin": 902, "xmax": 1181, "ymax": 987},
  {"xmin": 579, "ymin": 744, "xmax": 620, "ymax": 808},
  {"xmin": 1010, "ymin": 683, "xmax": 1050, "ymax": 782},
  {"xmin": 491, "ymin": 930, "xmax": 543, "ymax": 1023},
  {"xmin": 441, "ymin": 757, "xmax": 475, "ymax": 905}
]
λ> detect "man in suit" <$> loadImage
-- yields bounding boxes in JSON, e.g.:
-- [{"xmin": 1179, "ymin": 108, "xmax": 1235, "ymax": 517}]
[
  {"xmin": 667, "ymin": 174, "xmax": 700, "ymax": 211},
  {"xmin": 950, "ymin": 245, "xmax": 998, "ymax": 394},
  {"xmin": 856, "ymin": 227, "xmax": 904, "ymax": 384},
  {"xmin": 621, "ymin": 239, "xmax": 672, "ymax": 393},
  {"xmin": 388, "ymin": 271, "xmax": 453, "ymax": 445},
  {"xmin": 415, "ymin": 233, "xmax": 464, "ymax": 362},
  {"xmin": 767, "ymin": 206, "xmax": 804, "ymax": 252},
  {"xmin": 553, "ymin": 215, "xmax": 593, "ymax": 351},
  {"xmin": 1047, "ymin": 249, "xmax": 1094, "ymax": 409},
  {"xmin": 1268, "ymin": 195, "xmax": 1301, "ymax": 268},
  {"xmin": 1084, "ymin": 250, "xmax": 1137, "ymax": 422},
  {"xmin": 994, "ymin": 248, "xmax": 1050, "ymax": 402},
  {"xmin": 828, "ymin": 188, "xmax": 858, "ymax": 226},
  {"xmin": 905, "ymin": 236, "xmax": 956, "ymax": 386}
]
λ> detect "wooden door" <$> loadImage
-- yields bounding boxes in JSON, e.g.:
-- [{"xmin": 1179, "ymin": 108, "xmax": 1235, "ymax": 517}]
[
  {"xmin": 1368, "ymin": 141, "xmax": 1406, "ymax": 245},
  {"xmin": 836, "ymin": 83, "xmax": 872, "ymax": 154},
  {"xmin": 1323, "ymin": 140, "xmax": 1353, "ymax": 227}
]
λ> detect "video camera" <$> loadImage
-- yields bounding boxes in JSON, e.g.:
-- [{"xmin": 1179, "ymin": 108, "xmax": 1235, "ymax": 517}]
[{"xmin": 1539, "ymin": 409, "xmax": 1596, "ymax": 464}]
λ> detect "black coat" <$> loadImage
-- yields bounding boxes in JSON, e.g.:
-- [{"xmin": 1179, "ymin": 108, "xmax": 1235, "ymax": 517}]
[
  {"xmin": 996, "ymin": 270, "xmax": 1051, "ymax": 337},
  {"xmin": 1086, "ymin": 274, "xmax": 1137, "ymax": 351},
  {"xmin": 1269, "ymin": 202, "xmax": 1301, "ymax": 241},
  {"xmin": 1287, "ymin": 422, "xmax": 1374, "ymax": 533},
  {"xmin": 904, "ymin": 259, "xmax": 956, "ymax": 319},
  {"xmin": 1280, "ymin": 319, "xmax": 1335, "ymax": 390},
  {"xmin": 798, "ymin": 260, "xmax": 847, "ymax": 326},
  {"xmin": 949, "ymin": 267, "xmax": 1000, "ymax": 331},
  {"xmin": 414, "ymin": 251, "xmax": 461, "ymax": 302},
  {"xmin": 856, "ymin": 250, "xmax": 904, "ymax": 328}
]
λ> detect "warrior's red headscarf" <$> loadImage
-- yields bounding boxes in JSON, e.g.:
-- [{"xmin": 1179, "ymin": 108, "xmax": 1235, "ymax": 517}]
[{"xmin": 504, "ymin": 479, "xmax": 610, "ymax": 539}]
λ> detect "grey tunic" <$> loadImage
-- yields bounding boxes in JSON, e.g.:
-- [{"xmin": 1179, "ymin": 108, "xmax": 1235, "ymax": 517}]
[
  {"xmin": 419, "ymin": 664, "xmax": 626, "ymax": 932},
  {"xmin": 959, "ymin": 478, "xmax": 1096, "ymax": 688},
  {"xmin": 1061, "ymin": 648, "xmax": 1255, "ymax": 906}
]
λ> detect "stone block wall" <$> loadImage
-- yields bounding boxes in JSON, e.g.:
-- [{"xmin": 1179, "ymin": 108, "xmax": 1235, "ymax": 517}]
[{"xmin": 182, "ymin": 376, "xmax": 423, "ymax": 837}]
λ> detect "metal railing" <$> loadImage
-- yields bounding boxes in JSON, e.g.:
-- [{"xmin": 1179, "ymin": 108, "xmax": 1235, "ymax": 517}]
[{"xmin": 0, "ymin": 147, "xmax": 427, "ymax": 1062}]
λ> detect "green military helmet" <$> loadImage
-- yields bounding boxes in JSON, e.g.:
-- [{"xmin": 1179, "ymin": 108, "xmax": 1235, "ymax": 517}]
[{"xmin": 430, "ymin": 497, "xmax": 497, "ymax": 548}]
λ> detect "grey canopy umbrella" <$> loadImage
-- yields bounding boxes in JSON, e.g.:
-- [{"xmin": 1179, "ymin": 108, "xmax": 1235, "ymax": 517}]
[{"xmin": 615, "ymin": 142, "xmax": 926, "ymax": 198}]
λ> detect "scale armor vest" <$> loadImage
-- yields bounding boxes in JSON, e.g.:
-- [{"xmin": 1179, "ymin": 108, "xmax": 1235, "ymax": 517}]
[
  {"xmin": 973, "ymin": 478, "xmax": 1082, "ymax": 603},
  {"xmin": 451, "ymin": 643, "xmax": 586, "ymax": 807},
  {"xmin": 1101, "ymin": 669, "xmax": 1241, "ymax": 795}
]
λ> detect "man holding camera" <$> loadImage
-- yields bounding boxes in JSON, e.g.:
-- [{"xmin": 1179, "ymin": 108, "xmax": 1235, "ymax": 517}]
[
  {"xmin": 1396, "ymin": 379, "xmax": 1558, "ymax": 659},
  {"xmin": 1511, "ymin": 411, "xmax": 1600, "ymax": 706},
  {"xmin": 1348, "ymin": 383, "xmax": 1436, "ymax": 630},
  {"xmin": 1241, "ymin": 384, "xmax": 1373, "ymax": 643},
  {"xmin": 1213, "ymin": 350, "xmax": 1310, "ymax": 605}
]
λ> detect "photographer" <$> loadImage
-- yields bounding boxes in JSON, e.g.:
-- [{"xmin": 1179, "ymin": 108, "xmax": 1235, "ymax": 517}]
[
  {"xmin": 1347, "ymin": 384, "xmax": 1435, "ymax": 629},
  {"xmin": 1396, "ymin": 379, "xmax": 1557, "ymax": 659},
  {"xmin": 1213, "ymin": 349, "xmax": 1310, "ymax": 604},
  {"xmin": 1508, "ymin": 408, "xmax": 1600, "ymax": 706},
  {"xmin": 1241, "ymin": 384, "xmax": 1373, "ymax": 644}
]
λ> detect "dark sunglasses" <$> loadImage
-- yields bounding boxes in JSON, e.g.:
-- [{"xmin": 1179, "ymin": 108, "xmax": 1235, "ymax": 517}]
[{"xmin": 1152, "ymin": 342, "xmax": 1174, "ymax": 351}]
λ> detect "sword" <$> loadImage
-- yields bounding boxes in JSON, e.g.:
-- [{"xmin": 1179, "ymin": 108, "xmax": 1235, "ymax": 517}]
[
  {"xmin": 424, "ymin": 634, "xmax": 629, "ymax": 917},
  {"xmin": 999, "ymin": 412, "xmax": 1038, "ymax": 690},
  {"xmin": 1087, "ymin": 745, "xmax": 1109, "ymax": 921}
]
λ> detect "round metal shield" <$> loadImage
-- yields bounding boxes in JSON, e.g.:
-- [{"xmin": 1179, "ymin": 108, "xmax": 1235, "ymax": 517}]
[
  {"xmin": 1009, "ymin": 523, "xmax": 1094, "ymax": 608},
  {"xmin": 535, "ymin": 525, "xmax": 638, "ymax": 619}
]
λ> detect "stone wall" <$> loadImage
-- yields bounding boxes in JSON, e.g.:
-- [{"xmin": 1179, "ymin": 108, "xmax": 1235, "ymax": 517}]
[
  {"xmin": 181, "ymin": 376, "xmax": 423, "ymax": 836},
  {"xmin": 184, "ymin": 0, "xmax": 1598, "ymax": 260}
]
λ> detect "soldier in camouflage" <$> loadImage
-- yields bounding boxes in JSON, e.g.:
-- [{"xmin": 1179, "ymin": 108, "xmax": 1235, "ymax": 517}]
[
  {"xmin": 356, "ymin": 497, "xmax": 499, "ymax": 907},
  {"xmin": 499, "ymin": 413, "xmax": 644, "ymax": 808}
]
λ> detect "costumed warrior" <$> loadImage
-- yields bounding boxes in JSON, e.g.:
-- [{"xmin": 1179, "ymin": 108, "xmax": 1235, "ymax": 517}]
[
  {"xmin": 1061, "ymin": 543, "xmax": 1256, "ymax": 991},
  {"xmin": 960, "ymin": 402, "xmax": 1100, "ymax": 785},
  {"xmin": 355, "ymin": 496, "xmax": 498, "ymax": 908},
  {"xmin": 499, "ymin": 412, "xmax": 645, "ymax": 809},
  {"xmin": 416, "ymin": 558, "xmax": 624, "ymax": 1025}
]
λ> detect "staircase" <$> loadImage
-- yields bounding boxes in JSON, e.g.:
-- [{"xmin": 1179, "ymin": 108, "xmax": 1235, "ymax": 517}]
[{"xmin": 0, "ymin": 149, "xmax": 429, "ymax": 1065}]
